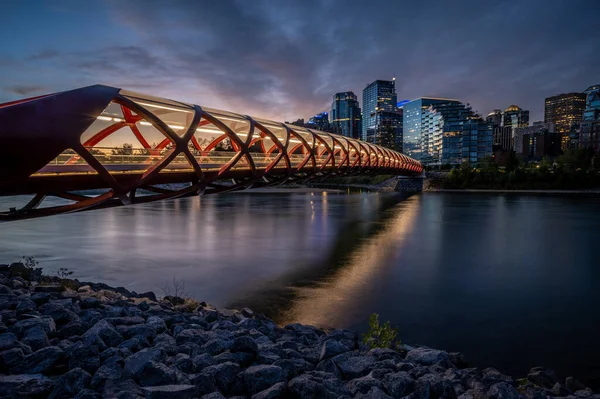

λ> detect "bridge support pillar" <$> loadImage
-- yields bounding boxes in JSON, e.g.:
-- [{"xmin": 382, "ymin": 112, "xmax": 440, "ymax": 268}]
[{"xmin": 392, "ymin": 175, "xmax": 424, "ymax": 195}]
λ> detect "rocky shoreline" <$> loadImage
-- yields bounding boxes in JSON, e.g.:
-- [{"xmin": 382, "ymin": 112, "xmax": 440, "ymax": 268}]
[{"xmin": 0, "ymin": 262, "xmax": 597, "ymax": 399}]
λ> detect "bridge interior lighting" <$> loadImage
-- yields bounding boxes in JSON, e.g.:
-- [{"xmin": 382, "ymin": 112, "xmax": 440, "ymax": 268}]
[
  {"xmin": 97, "ymin": 116, "xmax": 113, "ymax": 121},
  {"xmin": 136, "ymin": 101, "xmax": 193, "ymax": 113}
]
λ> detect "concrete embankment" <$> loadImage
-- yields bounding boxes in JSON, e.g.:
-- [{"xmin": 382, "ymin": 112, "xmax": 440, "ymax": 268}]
[{"xmin": 0, "ymin": 262, "xmax": 596, "ymax": 399}]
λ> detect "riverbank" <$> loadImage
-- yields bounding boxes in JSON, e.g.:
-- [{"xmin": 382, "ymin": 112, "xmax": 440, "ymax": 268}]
[
  {"xmin": 424, "ymin": 188, "xmax": 600, "ymax": 195},
  {"xmin": 0, "ymin": 263, "xmax": 597, "ymax": 398}
]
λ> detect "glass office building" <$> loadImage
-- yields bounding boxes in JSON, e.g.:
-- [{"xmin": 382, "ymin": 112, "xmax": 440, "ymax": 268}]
[
  {"xmin": 362, "ymin": 79, "xmax": 398, "ymax": 143},
  {"xmin": 330, "ymin": 91, "xmax": 362, "ymax": 139},
  {"xmin": 580, "ymin": 84, "xmax": 600, "ymax": 151},
  {"xmin": 402, "ymin": 97, "xmax": 460, "ymax": 160}
]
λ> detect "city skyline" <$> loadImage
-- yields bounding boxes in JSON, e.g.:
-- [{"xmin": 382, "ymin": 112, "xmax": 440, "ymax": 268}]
[{"xmin": 1, "ymin": 1, "xmax": 599, "ymax": 124}]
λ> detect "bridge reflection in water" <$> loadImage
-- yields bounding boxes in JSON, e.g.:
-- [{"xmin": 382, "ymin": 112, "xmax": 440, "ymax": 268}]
[{"xmin": 0, "ymin": 85, "xmax": 422, "ymax": 220}]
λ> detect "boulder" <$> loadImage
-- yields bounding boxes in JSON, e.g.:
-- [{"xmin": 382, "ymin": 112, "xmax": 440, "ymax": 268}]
[
  {"xmin": 231, "ymin": 335, "xmax": 258, "ymax": 353},
  {"xmin": 91, "ymin": 363, "xmax": 123, "ymax": 391},
  {"xmin": 200, "ymin": 339, "xmax": 232, "ymax": 355},
  {"xmin": 22, "ymin": 326, "xmax": 50, "ymax": 351},
  {"xmin": 201, "ymin": 361, "xmax": 241, "ymax": 393},
  {"xmin": 102, "ymin": 378, "xmax": 143, "ymax": 399},
  {"xmin": 251, "ymin": 381, "xmax": 287, "ymax": 399},
  {"xmin": 0, "ymin": 347, "xmax": 24, "ymax": 370},
  {"xmin": 486, "ymin": 382, "xmax": 520, "ymax": 399},
  {"xmin": 141, "ymin": 385, "xmax": 197, "ymax": 399},
  {"xmin": 273, "ymin": 358, "xmax": 313, "ymax": 379},
  {"xmin": 12, "ymin": 346, "xmax": 63, "ymax": 374},
  {"xmin": 240, "ymin": 364, "xmax": 285, "ymax": 395},
  {"xmin": 355, "ymin": 386, "xmax": 394, "ymax": 399},
  {"xmin": 405, "ymin": 347, "xmax": 450, "ymax": 366},
  {"xmin": 288, "ymin": 372, "xmax": 351, "ymax": 398},
  {"xmin": 11, "ymin": 316, "xmax": 56, "ymax": 336},
  {"xmin": 48, "ymin": 367, "xmax": 92, "ymax": 399},
  {"xmin": 118, "ymin": 324, "xmax": 157, "ymax": 341},
  {"xmin": 331, "ymin": 352, "xmax": 376, "ymax": 380},
  {"xmin": 347, "ymin": 373, "xmax": 385, "ymax": 395},
  {"xmin": 138, "ymin": 361, "xmax": 177, "ymax": 387},
  {"xmin": 176, "ymin": 329, "xmax": 212, "ymax": 346},
  {"xmin": 527, "ymin": 367, "xmax": 559, "ymax": 389},
  {"xmin": 74, "ymin": 389, "xmax": 101, "ymax": 399},
  {"xmin": 319, "ymin": 339, "xmax": 350, "ymax": 361},
  {"xmin": 0, "ymin": 373, "xmax": 56, "ymax": 399},
  {"xmin": 565, "ymin": 376, "xmax": 588, "ymax": 392},
  {"xmin": 124, "ymin": 347, "xmax": 166, "ymax": 378},
  {"xmin": 82, "ymin": 320, "xmax": 124, "ymax": 347},
  {"xmin": 146, "ymin": 316, "xmax": 167, "ymax": 334},
  {"xmin": 383, "ymin": 371, "xmax": 415, "ymax": 397},
  {"xmin": 191, "ymin": 373, "xmax": 217, "ymax": 396}
]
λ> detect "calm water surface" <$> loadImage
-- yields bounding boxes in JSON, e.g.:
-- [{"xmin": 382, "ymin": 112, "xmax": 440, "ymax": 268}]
[{"xmin": 1, "ymin": 191, "xmax": 599, "ymax": 384}]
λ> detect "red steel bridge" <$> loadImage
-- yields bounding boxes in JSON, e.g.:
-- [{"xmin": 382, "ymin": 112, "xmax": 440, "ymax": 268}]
[{"xmin": 0, "ymin": 85, "xmax": 423, "ymax": 221}]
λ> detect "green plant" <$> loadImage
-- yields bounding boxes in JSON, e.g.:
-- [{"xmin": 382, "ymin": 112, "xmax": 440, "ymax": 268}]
[
  {"xmin": 56, "ymin": 267, "xmax": 74, "ymax": 279},
  {"xmin": 362, "ymin": 313, "xmax": 401, "ymax": 350},
  {"xmin": 22, "ymin": 256, "xmax": 39, "ymax": 269}
]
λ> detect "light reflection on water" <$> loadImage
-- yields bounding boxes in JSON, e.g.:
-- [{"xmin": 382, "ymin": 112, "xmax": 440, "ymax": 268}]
[{"xmin": 1, "ymin": 192, "xmax": 600, "ymax": 386}]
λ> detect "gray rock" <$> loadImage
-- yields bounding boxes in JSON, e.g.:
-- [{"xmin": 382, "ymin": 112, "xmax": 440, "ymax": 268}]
[
  {"xmin": 415, "ymin": 372, "xmax": 455, "ymax": 399},
  {"xmin": 74, "ymin": 388, "xmax": 101, "ymax": 399},
  {"xmin": 67, "ymin": 341, "xmax": 101, "ymax": 374},
  {"xmin": 118, "ymin": 324, "xmax": 157, "ymax": 341},
  {"xmin": 193, "ymin": 353, "xmax": 216, "ymax": 372},
  {"xmin": 405, "ymin": 347, "xmax": 450, "ymax": 366},
  {"xmin": 22, "ymin": 326, "xmax": 50, "ymax": 351},
  {"xmin": 551, "ymin": 382, "xmax": 571, "ymax": 396},
  {"xmin": 146, "ymin": 316, "xmax": 167, "ymax": 334},
  {"xmin": 0, "ymin": 284, "xmax": 13, "ymax": 295},
  {"xmin": 288, "ymin": 372, "xmax": 351, "ymax": 398},
  {"xmin": 231, "ymin": 335, "xmax": 258, "ymax": 353},
  {"xmin": 138, "ymin": 361, "xmax": 177, "ymax": 387},
  {"xmin": 91, "ymin": 362, "xmax": 123, "ymax": 391},
  {"xmin": 347, "ymin": 373, "xmax": 385, "ymax": 395},
  {"xmin": 213, "ymin": 350, "xmax": 255, "ymax": 367},
  {"xmin": 137, "ymin": 301, "xmax": 150, "ymax": 311},
  {"xmin": 11, "ymin": 316, "xmax": 56, "ymax": 335},
  {"xmin": 124, "ymin": 347, "xmax": 166, "ymax": 378},
  {"xmin": 273, "ymin": 358, "xmax": 313, "ymax": 379},
  {"xmin": 12, "ymin": 346, "xmax": 63, "ymax": 374},
  {"xmin": 0, "ymin": 347, "xmax": 24, "ymax": 369},
  {"xmin": 566, "ymin": 376, "xmax": 588, "ymax": 392},
  {"xmin": 118, "ymin": 335, "xmax": 151, "ymax": 352},
  {"xmin": 527, "ymin": 367, "xmax": 559, "ymax": 389},
  {"xmin": 176, "ymin": 329, "xmax": 212, "ymax": 346},
  {"xmin": 201, "ymin": 361, "xmax": 241, "ymax": 393},
  {"xmin": 103, "ymin": 378, "xmax": 144, "ymax": 399},
  {"xmin": 320, "ymin": 339, "xmax": 350, "ymax": 361},
  {"xmin": 80, "ymin": 297, "xmax": 101, "ymax": 309},
  {"xmin": 0, "ymin": 332, "xmax": 19, "ymax": 351},
  {"xmin": 30, "ymin": 293, "xmax": 51, "ymax": 306},
  {"xmin": 383, "ymin": 371, "xmax": 415, "ymax": 397},
  {"xmin": 56, "ymin": 321, "xmax": 86, "ymax": 338},
  {"xmin": 201, "ymin": 393, "xmax": 226, "ymax": 399},
  {"xmin": 141, "ymin": 384, "xmax": 197, "ymax": 399},
  {"xmin": 486, "ymin": 382, "xmax": 520, "ymax": 399},
  {"xmin": 332, "ymin": 352, "xmax": 376, "ymax": 379},
  {"xmin": 355, "ymin": 386, "xmax": 394, "ymax": 399},
  {"xmin": 48, "ymin": 367, "xmax": 92, "ymax": 399},
  {"xmin": 241, "ymin": 364, "xmax": 285, "ymax": 394},
  {"xmin": 83, "ymin": 319, "xmax": 124, "ymax": 347},
  {"xmin": 172, "ymin": 353, "xmax": 194, "ymax": 373},
  {"xmin": 138, "ymin": 291, "xmax": 158, "ymax": 302},
  {"xmin": 191, "ymin": 373, "xmax": 217, "ymax": 396},
  {"xmin": 0, "ymin": 374, "xmax": 56, "ymax": 399},
  {"xmin": 316, "ymin": 358, "xmax": 343, "ymax": 379},
  {"xmin": 200, "ymin": 338, "xmax": 232, "ymax": 355},
  {"xmin": 251, "ymin": 381, "xmax": 287, "ymax": 399}
]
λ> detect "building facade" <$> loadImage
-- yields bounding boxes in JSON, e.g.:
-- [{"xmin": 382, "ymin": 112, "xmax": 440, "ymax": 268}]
[
  {"xmin": 580, "ymin": 84, "xmax": 600, "ymax": 152},
  {"xmin": 402, "ymin": 97, "xmax": 460, "ymax": 161},
  {"xmin": 362, "ymin": 79, "xmax": 398, "ymax": 144},
  {"xmin": 330, "ymin": 91, "xmax": 362, "ymax": 139},
  {"xmin": 502, "ymin": 105, "xmax": 529, "ymax": 128},
  {"xmin": 513, "ymin": 122, "xmax": 555, "ymax": 155},
  {"xmin": 486, "ymin": 109, "xmax": 503, "ymax": 128},
  {"xmin": 544, "ymin": 92, "xmax": 586, "ymax": 134},
  {"xmin": 307, "ymin": 112, "xmax": 331, "ymax": 132},
  {"xmin": 522, "ymin": 132, "xmax": 562, "ymax": 160}
]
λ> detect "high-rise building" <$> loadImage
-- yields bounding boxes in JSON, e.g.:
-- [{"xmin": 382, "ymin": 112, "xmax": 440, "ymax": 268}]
[
  {"xmin": 419, "ymin": 101, "xmax": 492, "ymax": 166},
  {"xmin": 580, "ymin": 84, "xmax": 600, "ymax": 151},
  {"xmin": 544, "ymin": 92, "xmax": 586, "ymax": 134},
  {"xmin": 513, "ymin": 122, "xmax": 555, "ymax": 155},
  {"xmin": 402, "ymin": 97, "xmax": 460, "ymax": 160},
  {"xmin": 330, "ymin": 92, "xmax": 362, "ymax": 139},
  {"xmin": 307, "ymin": 112, "xmax": 331, "ymax": 132},
  {"xmin": 374, "ymin": 109, "xmax": 403, "ymax": 151},
  {"xmin": 486, "ymin": 109, "xmax": 503, "ymax": 128},
  {"xmin": 362, "ymin": 79, "xmax": 398, "ymax": 144},
  {"xmin": 502, "ymin": 105, "xmax": 529, "ymax": 128}
]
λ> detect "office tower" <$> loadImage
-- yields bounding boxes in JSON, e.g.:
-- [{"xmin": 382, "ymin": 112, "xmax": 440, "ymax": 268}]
[
  {"xmin": 579, "ymin": 85, "xmax": 600, "ymax": 151},
  {"xmin": 330, "ymin": 91, "xmax": 362, "ymax": 139},
  {"xmin": 362, "ymin": 79, "xmax": 398, "ymax": 144}
]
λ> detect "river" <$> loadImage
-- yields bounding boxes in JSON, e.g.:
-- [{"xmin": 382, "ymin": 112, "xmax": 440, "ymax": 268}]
[{"xmin": 1, "ymin": 191, "xmax": 599, "ymax": 385}]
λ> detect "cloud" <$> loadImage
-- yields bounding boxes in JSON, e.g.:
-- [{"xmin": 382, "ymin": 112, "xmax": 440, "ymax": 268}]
[{"xmin": 5, "ymin": 85, "xmax": 47, "ymax": 96}]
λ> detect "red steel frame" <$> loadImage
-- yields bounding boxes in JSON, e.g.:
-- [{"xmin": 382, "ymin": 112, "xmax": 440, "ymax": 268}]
[{"xmin": 0, "ymin": 85, "xmax": 423, "ymax": 221}]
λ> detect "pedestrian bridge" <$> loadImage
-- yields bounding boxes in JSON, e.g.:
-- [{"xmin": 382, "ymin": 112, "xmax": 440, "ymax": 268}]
[{"xmin": 0, "ymin": 85, "xmax": 423, "ymax": 220}]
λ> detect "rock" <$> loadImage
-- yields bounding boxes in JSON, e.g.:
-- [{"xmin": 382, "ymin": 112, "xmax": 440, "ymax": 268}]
[
  {"xmin": 138, "ymin": 291, "xmax": 158, "ymax": 302},
  {"xmin": 347, "ymin": 373, "xmax": 385, "ymax": 395},
  {"xmin": 213, "ymin": 350, "xmax": 255, "ymax": 367},
  {"xmin": 200, "ymin": 339, "xmax": 232, "ymax": 355},
  {"xmin": 30, "ymin": 293, "xmax": 51, "ymax": 306},
  {"xmin": 137, "ymin": 301, "xmax": 150, "ymax": 311},
  {"xmin": 251, "ymin": 381, "xmax": 287, "ymax": 399},
  {"xmin": 241, "ymin": 308, "xmax": 254, "ymax": 318},
  {"xmin": 193, "ymin": 353, "xmax": 216, "ymax": 372},
  {"xmin": 527, "ymin": 367, "xmax": 559, "ymax": 389},
  {"xmin": 67, "ymin": 341, "xmax": 101, "ymax": 374},
  {"xmin": 0, "ymin": 332, "xmax": 20, "ymax": 351},
  {"xmin": 273, "ymin": 358, "xmax": 313, "ymax": 379},
  {"xmin": 141, "ymin": 384, "xmax": 197, "ymax": 399},
  {"xmin": 231, "ymin": 335, "xmax": 258, "ymax": 353},
  {"xmin": 201, "ymin": 393, "xmax": 226, "ymax": 399},
  {"xmin": 103, "ymin": 378, "xmax": 143, "ymax": 399},
  {"xmin": 383, "ymin": 371, "xmax": 415, "ymax": 397},
  {"xmin": 566, "ymin": 376, "xmax": 588, "ymax": 392},
  {"xmin": 34, "ymin": 285, "xmax": 63, "ymax": 293},
  {"xmin": 201, "ymin": 361, "xmax": 241, "ymax": 393},
  {"xmin": 138, "ymin": 361, "xmax": 176, "ymax": 387},
  {"xmin": 191, "ymin": 373, "xmax": 217, "ymax": 396},
  {"xmin": 415, "ymin": 372, "xmax": 455, "ymax": 399},
  {"xmin": 176, "ymin": 329, "xmax": 212, "ymax": 346},
  {"xmin": 551, "ymin": 382, "xmax": 571, "ymax": 396},
  {"xmin": 288, "ymin": 372, "xmax": 351, "ymax": 398},
  {"xmin": 0, "ymin": 374, "xmax": 56, "ymax": 399},
  {"xmin": 119, "ymin": 335, "xmax": 151, "ymax": 352},
  {"xmin": 316, "ymin": 358, "xmax": 343, "ymax": 379},
  {"xmin": 56, "ymin": 321, "xmax": 86, "ymax": 338},
  {"xmin": 12, "ymin": 346, "xmax": 63, "ymax": 374},
  {"xmin": 0, "ymin": 347, "xmax": 24, "ymax": 370},
  {"xmin": 486, "ymin": 382, "xmax": 520, "ymax": 399},
  {"xmin": 146, "ymin": 316, "xmax": 167, "ymax": 334},
  {"xmin": 83, "ymin": 320, "xmax": 124, "ymax": 347},
  {"xmin": 240, "ymin": 364, "xmax": 285, "ymax": 395},
  {"xmin": 48, "ymin": 367, "xmax": 92, "ymax": 399},
  {"xmin": 172, "ymin": 353, "xmax": 194, "ymax": 373},
  {"xmin": 449, "ymin": 352, "xmax": 469, "ymax": 368},
  {"xmin": 118, "ymin": 324, "xmax": 157, "ymax": 341},
  {"xmin": 0, "ymin": 284, "xmax": 13, "ymax": 295},
  {"xmin": 74, "ymin": 389, "xmax": 101, "ymax": 399},
  {"xmin": 332, "ymin": 352, "xmax": 376, "ymax": 379},
  {"xmin": 11, "ymin": 316, "xmax": 56, "ymax": 335},
  {"xmin": 124, "ymin": 347, "xmax": 166, "ymax": 378},
  {"xmin": 482, "ymin": 367, "xmax": 513, "ymax": 385},
  {"xmin": 319, "ymin": 339, "xmax": 350, "ymax": 361},
  {"xmin": 405, "ymin": 347, "xmax": 450, "ymax": 366},
  {"xmin": 91, "ymin": 363, "xmax": 123, "ymax": 391},
  {"xmin": 355, "ymin": 386, "xmax": 394, "ymax": 399},
  {"xmin": 80, "ymin": 297, "xmax": 101, "ymax": 309},
  {"xmin": 22, "ymin": 326, "xmax": 50, "ymax": 351}
]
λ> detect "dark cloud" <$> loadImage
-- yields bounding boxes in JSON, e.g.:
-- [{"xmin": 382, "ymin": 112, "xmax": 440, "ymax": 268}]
[
  {"xmin": 5, "ymin": 85, "xmax": 47, "ymax": 96},
  {"xmin": 1, "ymin": 0, "xmax": 599, "ymax": 121}
]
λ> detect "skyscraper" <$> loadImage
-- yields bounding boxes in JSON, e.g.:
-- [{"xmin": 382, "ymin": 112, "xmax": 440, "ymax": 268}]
[
  {"xmin": 502, "ymin": 105, "xmax": 529, "ymax": 128},
  {"xmin": 544, "ymin": 92, "xmax": 586, "ymax": 134},
  {"xmin": 402, "ymin": 97, "xmax": 460, "ymax": 160},
  {"xmin": 580, "ymin": 84, "xmax": 600, "ymax": 151},
  {"xmin": 330, "ymin": 92, "xmax": 362, "ymax": 139},
  {"xmin": 307, "ymin": 112, "xmax": 331, "ymax": 132},
  {"xmin": 362, "ymin": 79, "xmax": 398, "ymax": 144},
  {"xmin": 486, "ymin": 109, "xmax": 503, "ymax": 128}
]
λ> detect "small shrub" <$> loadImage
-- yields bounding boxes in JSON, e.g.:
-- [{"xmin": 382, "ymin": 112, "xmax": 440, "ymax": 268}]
[
  {"xmin": 158, "ymin": 275, "xmax": 197, "ymax": 311},
  {"xmin": 56, "ymin": 268, "xmax": 74, "ymax": 279},
  {"xmin": 362, "ymin": 313, "xmax": 401, "ymax": 350},
  {"xmin": 8, "ymin": 256, "xmax": 43, "ymax": 281},
  {"xmin": 56, "ymin": 267, "xmax": 77, "ymax": 290}
]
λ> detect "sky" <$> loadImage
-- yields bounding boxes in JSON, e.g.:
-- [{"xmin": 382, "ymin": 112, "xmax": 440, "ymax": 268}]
[{"xmin": 0, "ymin": 0, "xmax": 599, "ymax": 122}]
